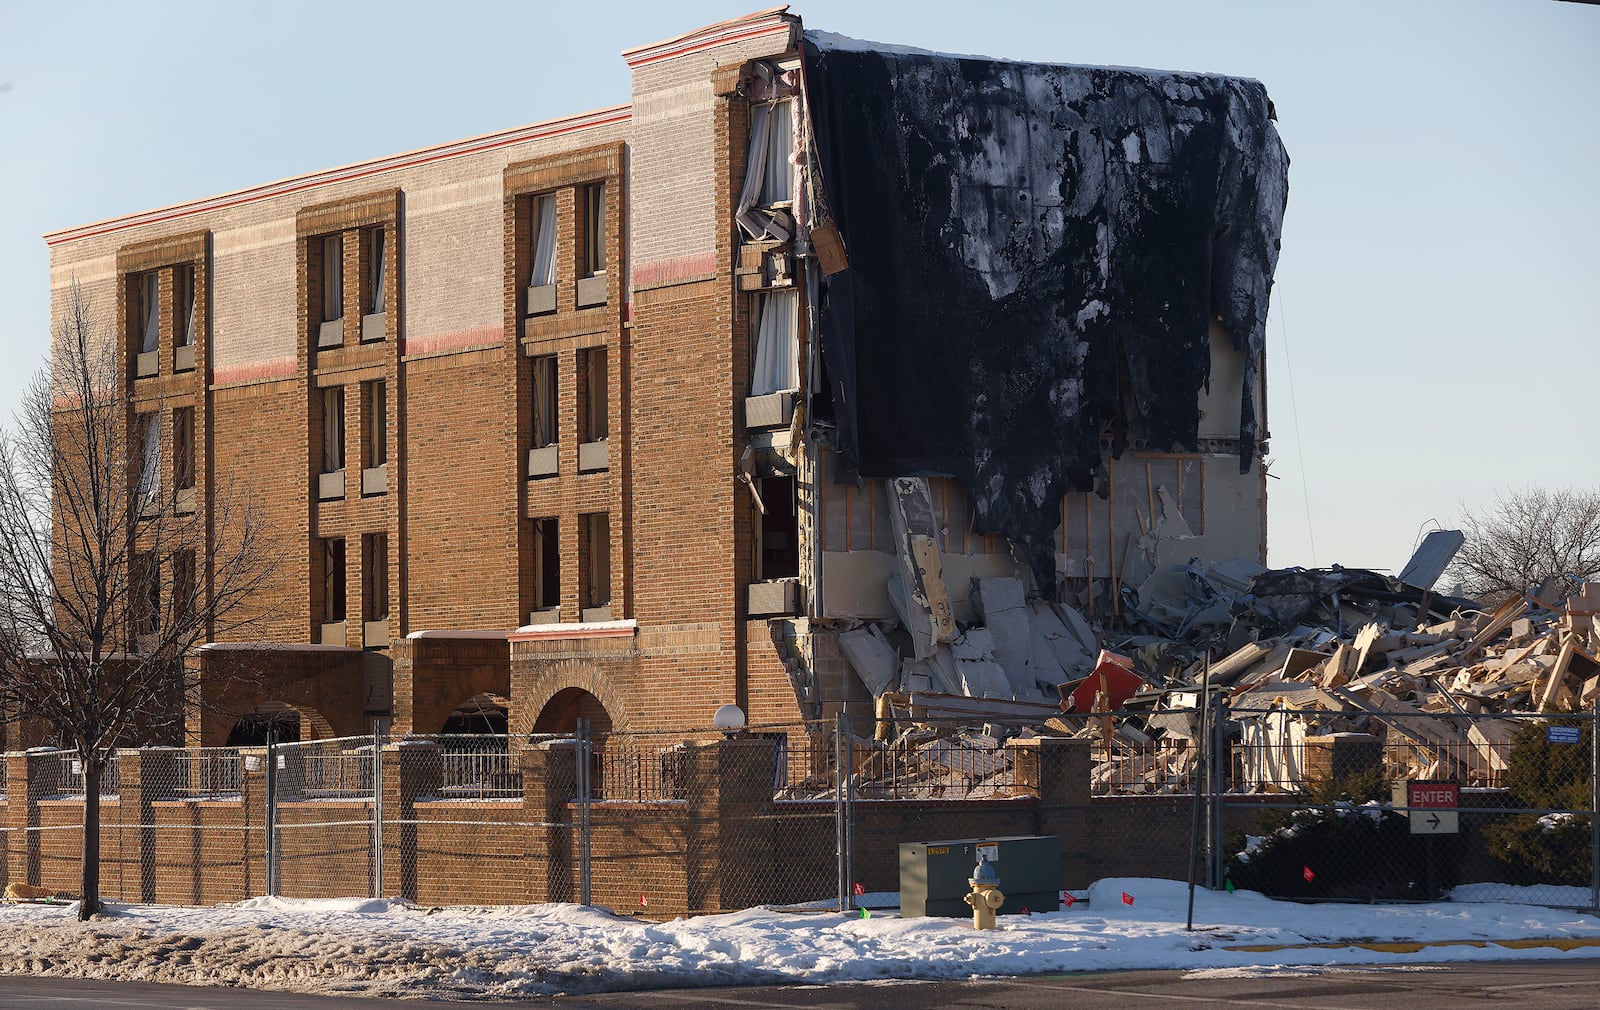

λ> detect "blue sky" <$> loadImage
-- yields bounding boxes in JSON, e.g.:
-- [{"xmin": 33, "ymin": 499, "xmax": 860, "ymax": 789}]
[{"xmin": 2, "ymin": 0, "xmax": 1595, "ymax": 575}]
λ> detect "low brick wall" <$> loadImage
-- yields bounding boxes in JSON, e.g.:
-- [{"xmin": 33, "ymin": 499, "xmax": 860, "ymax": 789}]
[
  {"xmin": 0, "ymin": 738, "xmax": 1378, "ymax": 912},
  {"xmin": 150, "ymin": 799, "xmax": 259, "ymax": 905}
]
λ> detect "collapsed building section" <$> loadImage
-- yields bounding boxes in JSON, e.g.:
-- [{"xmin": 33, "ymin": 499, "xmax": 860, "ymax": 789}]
[
  {"xmin": 754, "ymin": 31, "xmax": 1289, "ymax": 716},
  {"xmin": 39, "ymin": 7, "xmax": 1289, "ymax": 749}
]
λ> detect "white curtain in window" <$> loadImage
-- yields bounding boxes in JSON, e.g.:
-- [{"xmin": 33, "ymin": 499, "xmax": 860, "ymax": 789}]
[
  {"xmin": 322, "ymin": 235, "xmax": 343, "ymax": 322},
  {"xmin": 751, "ymin": 290, "xmax": 799, "ymax": 395},
  {"xmin": 368, "ymin": 229, "xmax": 386, "ymax": 315},
  {"xmin": 140, "ymin": 274, "xmax": 160, "ymax": 353},
  {"xmin": 137, "ymin": 416, "xmax": 161, "ymax": 504},
  {"xmin": 737, "ymin": 106, "xmax": 785, "ymax": 241},
  {"xmin": 180, "ymin": 273, "xmax": 196, "ymax": 347},
  {"xmin": 528, "ymin": 196, "xmax": 557, "ymax": 287},
  {"xmin": 762, "ymin": 99, "xmax": 794, "ymax": 205}
]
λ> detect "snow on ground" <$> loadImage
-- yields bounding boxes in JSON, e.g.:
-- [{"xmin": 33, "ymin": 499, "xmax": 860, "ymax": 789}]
[{"xmin": 4, "ymin": 879, "xmax": 1600, "ymax": 1000}]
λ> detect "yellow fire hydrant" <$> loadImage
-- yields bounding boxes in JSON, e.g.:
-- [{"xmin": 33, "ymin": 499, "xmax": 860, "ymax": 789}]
[{"xmin": 963, "ymin": 854, "xmax": 1005, "ymax": 930}]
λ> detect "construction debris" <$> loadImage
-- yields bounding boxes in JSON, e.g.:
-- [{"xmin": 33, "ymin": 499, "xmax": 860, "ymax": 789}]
[{"xmin": 824, "ymin": 530, "xmax": 1599, "ymax": 799}]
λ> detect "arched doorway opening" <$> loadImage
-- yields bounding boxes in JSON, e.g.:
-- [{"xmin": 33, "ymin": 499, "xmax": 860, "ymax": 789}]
[
  {"xmin": 436, "ymin": 693, "xmax": 514, "ymax": 797},
  {"xmin": 532, "ymin": 687, "xmax": 613, "ymax": 735},
  {"xmin": 225, "ymin": 702, "xmax": 334, "ymax": 746},
  {"xmin": 438, "ymin": 693, "xmax": 510, "ymax": 736}
]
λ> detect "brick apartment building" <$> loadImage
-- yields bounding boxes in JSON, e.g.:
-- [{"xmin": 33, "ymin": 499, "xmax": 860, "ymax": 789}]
[{"xmin": 41, "ymin": 7, "xmax": 1287, "ymax": 748}]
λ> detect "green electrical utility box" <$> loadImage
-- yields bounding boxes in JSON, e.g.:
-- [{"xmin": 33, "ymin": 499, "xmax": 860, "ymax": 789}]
[{"xmin": 899, "ymin": 835, "xmax": 1061, "ymax": 917}]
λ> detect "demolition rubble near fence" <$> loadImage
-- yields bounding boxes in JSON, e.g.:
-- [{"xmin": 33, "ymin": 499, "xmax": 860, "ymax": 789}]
[{"xmin": 821, "ymin": 530, "xmax": 1600, "ymax": 800}]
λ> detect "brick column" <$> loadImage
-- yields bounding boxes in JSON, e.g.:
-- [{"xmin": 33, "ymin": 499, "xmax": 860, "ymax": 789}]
[
  {"xmin": 238, "ymin": 747, "xmax": 272, "ymax": 899},
  {"xmin": 684, "ymin": 737, "xmax": 778, "ymax": 913},
  {"xmin": 1015, "ymin": 737, "xmax": 1092, "ymax": 888},
  {"xmin": 521, "ymin": 741, "xmax": 578, "ymax": 903},
  {"xmin": 380, "ymin": 741, "xmax": 439, "ymax": 901},
  {"xmin": 117, "ymin": 747, "xmax": 184, "ymax": 903},
  {"xmin": 3, "ymin": 751, "xmax": 42, "ymax": 888},
  {"xmin": 1303, "ymin": 733, "xmax": 1383, "ymax": 782}
]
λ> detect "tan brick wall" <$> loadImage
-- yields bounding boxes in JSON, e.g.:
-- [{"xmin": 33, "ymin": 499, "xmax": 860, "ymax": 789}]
[
  {"xmin": 403, "ymin": 347, "xmax": 518, "ymax": 630},
  {"xmin": 43, "ymin": 12, "xmax": 830, "ymax": 749}
]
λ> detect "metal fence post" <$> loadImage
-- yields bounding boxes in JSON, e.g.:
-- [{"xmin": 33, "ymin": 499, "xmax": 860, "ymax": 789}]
[
  {"xmin": 1591, "ymin": 701, "xmax": 1598, "ymax": 913},
  {"xmin": 264, "ymin": 731, "xmax": 278, "ymax": 897},
  {"xmin": 372, "ymin": 719, "xmax": 384, "ymax": 900},
  {"xmin": 835, "ymin": 710, "xmax": 848, "ymax": 912},
  {"xmin": 576, "ymin": 719, "xmax": 591, "ymax": 906},
  {"xmin": 1209, "ymin": 692, "xmax": 1229, "ymax": 888}
]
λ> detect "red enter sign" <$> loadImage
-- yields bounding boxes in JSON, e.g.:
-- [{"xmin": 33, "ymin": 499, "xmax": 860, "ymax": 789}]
[{"xmin": 1408, "ymin": 782, "xmax": 1459, "ymax": 807}]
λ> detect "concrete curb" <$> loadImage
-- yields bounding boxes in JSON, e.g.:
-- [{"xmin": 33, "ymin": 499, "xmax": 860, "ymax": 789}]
[{"xmin": 1226, "ymin": 937, "xmax": 1600, "ymax": 954}]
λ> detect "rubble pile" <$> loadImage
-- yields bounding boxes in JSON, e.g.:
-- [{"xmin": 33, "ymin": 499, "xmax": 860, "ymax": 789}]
[{"xmin": 824, "ymin": 531, "xmax": 1600, "ymax": 799}]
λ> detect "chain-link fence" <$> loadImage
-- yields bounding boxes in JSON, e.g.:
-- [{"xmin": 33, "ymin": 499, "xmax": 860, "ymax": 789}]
[{"xmin": 3, "ymin": 707, "xmax": 1598, "ymax": 914}]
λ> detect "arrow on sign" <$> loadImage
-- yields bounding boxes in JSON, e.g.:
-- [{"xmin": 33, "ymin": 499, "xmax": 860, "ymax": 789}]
[{"xmin": 1427, "ymin": 812, "xmax": 1441, "ymax": 829}]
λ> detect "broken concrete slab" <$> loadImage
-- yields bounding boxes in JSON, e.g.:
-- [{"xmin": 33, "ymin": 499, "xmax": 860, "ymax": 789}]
[
  {"xmin": 971, "ymin": 576, "xmax": 1038, "ymax": 698},
  {"xmin": 838, "ymin": 625, "xmax": 899, "ymax": 697}
]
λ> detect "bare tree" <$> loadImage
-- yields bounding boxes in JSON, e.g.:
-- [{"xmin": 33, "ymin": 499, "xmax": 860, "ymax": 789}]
[
  {"xmin": 1449, "ymin": 488, "xmax": 1600, "ymax": 604},
  {"xmin": 0, "ymin": 285, "xmax": 277, "ymax": 919}
]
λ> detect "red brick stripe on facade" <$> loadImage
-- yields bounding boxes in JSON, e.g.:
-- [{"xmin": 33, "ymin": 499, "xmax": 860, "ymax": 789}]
[
  {"xmin": 402, "ymin": 326, "xmax": 504, "ymax": 358},
  {"xmin": 212, "ymin": 356, "xmax": 298, "ymax": 386},
  {"xmin": 631, "ymin": 252, "xmax": 719, "ymax": 290}
]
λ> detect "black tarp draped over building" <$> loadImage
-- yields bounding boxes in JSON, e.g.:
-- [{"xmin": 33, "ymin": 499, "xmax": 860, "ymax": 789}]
[{"xmin": 800, "ymin": 33, "xmax": 1288, "ymax": 593}]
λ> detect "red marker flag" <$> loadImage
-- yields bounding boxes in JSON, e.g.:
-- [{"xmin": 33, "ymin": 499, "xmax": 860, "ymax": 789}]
[
  {"xmin": 852, "ymin": 881, "xmax": 866, "ymax": 896},
  {"xmin": 1303, "ymin": 866, "xmax": 1315, "ymax": 883},
  {"xmin": 1062, "ymin": 891, "xmax": 1077, "ymax": 907},
  {"xmin": 1019, "ymin": 905, "xmax": 1031, "ymax": 915},
  {"xmin": 1121, "ymin": 891, "xmax": 1134, "ymax": 906},
  {"xmin": 639, "ymin": 893, "xmax": 649, "ymax": 907}
]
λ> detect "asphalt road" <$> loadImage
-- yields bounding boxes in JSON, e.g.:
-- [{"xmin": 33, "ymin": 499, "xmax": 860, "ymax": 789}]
[{"xmin": 5, "ymin": 961, "xmax": 1600, "ymax": 1009}]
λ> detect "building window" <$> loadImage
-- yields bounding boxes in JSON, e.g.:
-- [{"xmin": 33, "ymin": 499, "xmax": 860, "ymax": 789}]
[
  {"xmin": 581, "ymin": 347, "xmax": 608, "ymax": 442},
  {"xmin": 757, "ymin": 475, "xmax": 800, "ymax": 580},
  {"xmin": 363, "ymin": 533, "xmax": 389, "ymax": 622},
  {"xmin": 138, "ymin": 272, "xmax": 161, "ymax": 354},
  {"xmin": 363, "ymin": 380, "xmax": 387, "ymax": 467},
  {"xmin": 365, "ymin": 227, "xmax": 386, "ymax": 319},
  {"xmin": 531, "ymin": 355, "xmax": 557, "ymax": 450},
  {"xmin": 321, "ymin": 234, "xmax": 344, "ymax": 323},
  {"xmin": 175, "ymin": 265, "xmax": 196, "ymax": 349},
  {"xmin": 135, "ymin": 411, "xmax": 161, "ymax": 513},
  {"xmin": 132, "ymin": 551, "xmax": 161, "ymax": 640},
  {"xmin": 581, "ymin": 512, "xmax": 610, "ymax": 618},
  {"xmin": 528, "ymin": 354, "xmax": 559, "ymax": 479},
  {"xmin": 322, "ymin": 386, "xmax": 345, "ymax": 474},
  {"xmin": 534, "ymin": 518, "xmax": 559, "ymax": 613},
  {"xmin": 173, "ymin": 550, "xmax": 196, "ymax": 619},
  {"xmin": 762, "ymin": 99, "xmax": 794, "ymax": 205},
  {"xmin": 738, "ymin": 99, "xmax": 796, "ymax": 240},
  {"xmin": 173, "ymin": 407, "xmax": 195, "ymax": 513},
  {"xmin": 322, "ymin": 537, "xmax": 346, "ymax": 624},
  {"xmin": 751, "ymin": 290, "xmax": 799, "ymax": 396},
  {"xmin": 526, "ymin": 194, "xmax": 558, "ymax": 316},
  {"xmin": 581, "ymin": 183, "xmax": 606, "ymax": 279},
  {"xmin": 577, "ymin": 347, "xmax": 608, "ymax": 473}
]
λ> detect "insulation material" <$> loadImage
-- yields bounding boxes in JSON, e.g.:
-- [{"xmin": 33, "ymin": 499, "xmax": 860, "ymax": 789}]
[{"xmin": 802, "ymin": 34, "xmax": 1287, "ymax": 593}]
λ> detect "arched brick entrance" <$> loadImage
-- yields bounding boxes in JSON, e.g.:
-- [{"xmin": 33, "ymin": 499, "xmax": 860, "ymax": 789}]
[{"xmin": 531, "ymin": 687, "xmax": 613, "ymax": 734}]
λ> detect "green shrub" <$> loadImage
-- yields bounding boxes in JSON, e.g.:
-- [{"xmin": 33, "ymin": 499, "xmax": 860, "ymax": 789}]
[
  {"xmin": 1226, "ymin": 769, "xmax": 1457, "ymax": 900},
  {"xmin": 1481, "ymin": 719, "xmax": 1594, "ymax": 886}
]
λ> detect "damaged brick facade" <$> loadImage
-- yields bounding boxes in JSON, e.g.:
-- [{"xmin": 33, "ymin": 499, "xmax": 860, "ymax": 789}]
[{"xmin": 41, "ymin": 9, "xmax": 1273, "ymax": 749}]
